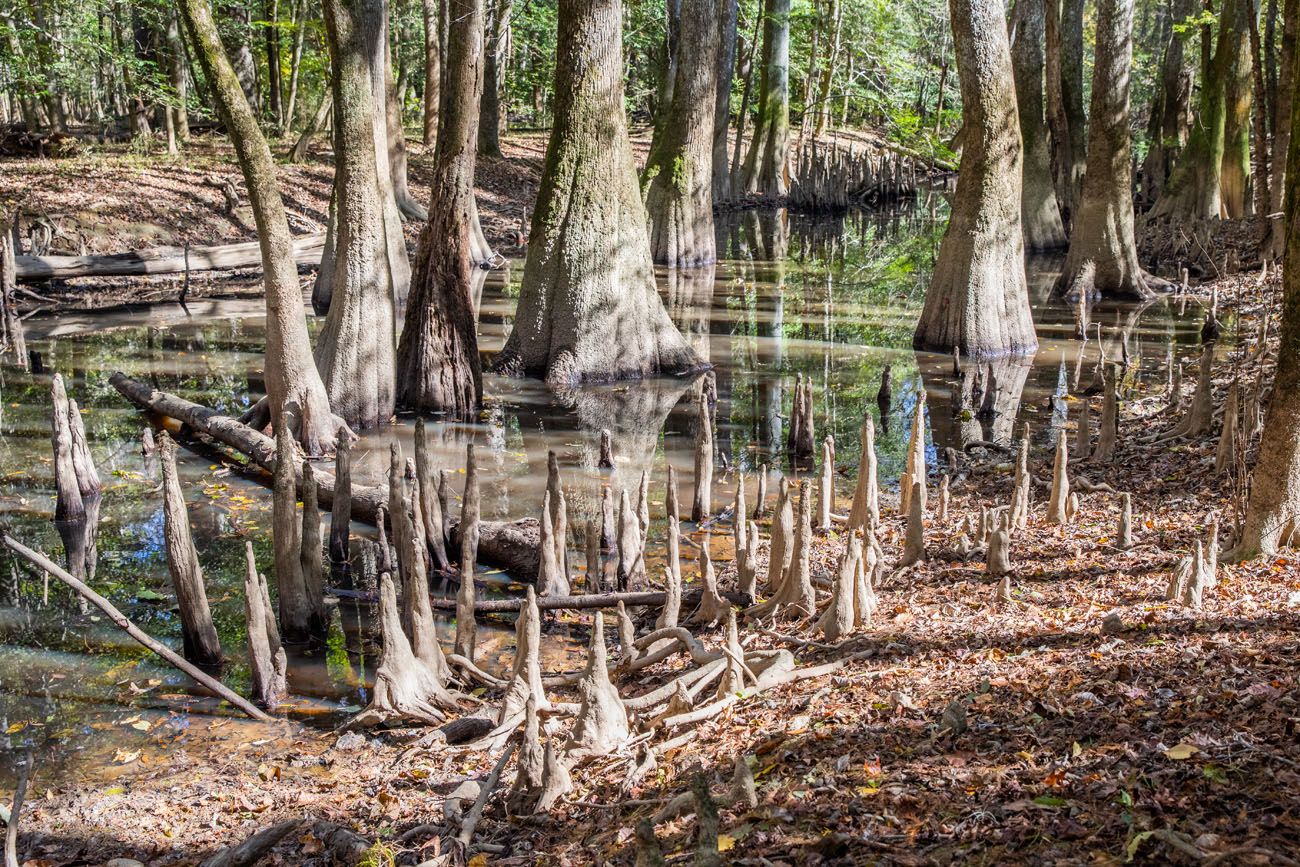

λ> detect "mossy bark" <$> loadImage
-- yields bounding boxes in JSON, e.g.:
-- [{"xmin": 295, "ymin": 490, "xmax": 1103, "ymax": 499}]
[
  {"xmin": 740, "ymin": 0, "xmax": 791, "ymax": 196},
  {"xmin": 493, "ymin": 0, "xmax": 699, "ymax": 385},
  {"xmin": 1237, "ymin": 95, "xmax": 1300, "ymax": 558},
  {"xmin": 177, "ymin": 0, "xmax": 344, "ymax": 454},
  {"xmin": 913, "ymin": 0, "xmax": 1036, "ymax": 358},
  {"xmin": 1151, "ymin": 0, "xmax": 1242, "ymax": 221},
  {"xmin": 642, "ymin": 0, "xmax": 718, "ymax": 267}
]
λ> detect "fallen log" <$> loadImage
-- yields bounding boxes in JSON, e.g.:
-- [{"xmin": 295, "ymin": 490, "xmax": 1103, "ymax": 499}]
[
  {"xmin": 327, "ymin": 586, "xmax": 754, "ymax": 614},
  {"xmin": 16, "ymin": 233, "xmax": 326, "ymax": 282},
  {"xmin": 3, "ymin": 534, "xmax": 273, "ymax": 722},
  {"xmin": 109, "ymin": 372, "xmax": 541, "ymax": 580}
]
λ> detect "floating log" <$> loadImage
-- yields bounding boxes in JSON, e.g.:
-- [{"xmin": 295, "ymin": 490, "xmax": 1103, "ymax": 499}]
[
  {"xmin": 15, "ymin": 233, "xmax": 326, "ymax": 281},
  {"xmin": 3, "ymin": 535, "xmax": 272, "ymax": 721},
  {"xmin": 328, "ymin": 586, "xmax": 754, "ymax": 614},
  {"xmin": 109, "ymin": 373, "xmax": 542, "ymax": 580}
]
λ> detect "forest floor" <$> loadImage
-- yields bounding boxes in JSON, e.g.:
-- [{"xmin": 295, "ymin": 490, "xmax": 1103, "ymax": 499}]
[{"xmin": 11, "ymin": 269, "xmax": 1300, "ymax": 866}]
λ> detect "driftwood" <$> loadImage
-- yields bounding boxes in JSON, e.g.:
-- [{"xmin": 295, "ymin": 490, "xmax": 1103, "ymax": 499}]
[
  {"xmin": 201, "ymin": 819, "xmax": 300, "ymax": 867},
  {"xmin": 15, "ymin": 233, "xmax": 326, "ymax": 281},
  {"xmin": 3, "ymin": 535, "xmax": 272, "ymax": 721},
  {"xmin": 109, "ymin": 373, "xmax": 542, "ymax": 580},
  {"xmin": 329, "ymin": 585, "xmax": 754, "ymax": 614}
]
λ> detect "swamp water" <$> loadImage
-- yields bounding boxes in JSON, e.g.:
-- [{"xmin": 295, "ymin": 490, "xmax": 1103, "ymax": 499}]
[{"xmin": 0, "ymin": 200, "xmax": 1212, "ymax": 789}]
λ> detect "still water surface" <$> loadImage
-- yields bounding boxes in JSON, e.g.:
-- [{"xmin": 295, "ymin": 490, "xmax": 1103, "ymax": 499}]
[{"xmin": 0, "ymin": 200, "xmax": 1209, "ymax": 786}]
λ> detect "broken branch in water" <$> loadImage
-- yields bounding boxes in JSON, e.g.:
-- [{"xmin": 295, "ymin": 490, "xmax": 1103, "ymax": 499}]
[{"xmin": 3, "ymin": 534, "xmax": 273, "ymax": 722}]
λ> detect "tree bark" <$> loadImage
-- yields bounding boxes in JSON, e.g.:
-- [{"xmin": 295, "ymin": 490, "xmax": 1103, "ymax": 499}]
[
  {"xmin": 178, "ymin": 0, "xmax": 346, "ymax": 455},
  {"xmin": 712, "ymin": 0, "xmax": 739, "ymax": 201},
  {"xmin": 314, "ymin": 0, "xmax": 411, "ymax": 430},
  {"xmin": 492, "ymin": 0, "xmax": 701, "ymax": 385},
  {"xmin": 1010, "ymin": 0, "xmax": 1067, "ymax": 249},
  {"xmin": 1151, "ymin": 0, "xmax": 1243, "ymax": 220},
  {"xmin": 913, "ymin": 0, "xmax": 1036, "ymax": 358},
  {"xmin": 422, "ymin": 0, "xmax": 442, "ymax": 146},
  {"xmin": 264, "ymin": 0, "xmax": 283, "ymax": 126},
  {"xmin": 387, "ymin": 37, "xmax": 428, "ymax": 221},
  {"xmin": 395, "ymin": 0, "xmax": 486, "ymax": 416},
  {"xmin": 642, "ymin": 0, "xmax": 718, "ymax": 267},
  {"xmin": 1220, "ymin": 0, "xmax": 1253, "ymax": 218},
  {"xmin": 1058, "ymin": 0, "xmax": 1087, "ymax": 216},
  {"xmin": 1140, "ymin": 0, "xmax": 1197, "ymax": 206},
  {"xmin": 479, "ymin": 0, "xmax": 512, "ymax": 157},
  {"xmin": 740, "ymin": 0, "xmax": 791, "ymax": 196},
  {"xmin": 159, "ymin": 433, "xmax": 223, "ymax": 667},
  {"xmin": 1267, "ymin": 0, "xmax": 1298, "ymax": 258},
  {"xmin": 165, "ymin": 9, "xmax": 191, "ymax": 143},
  {"xmin": 1237, "ymin": 62, "xmax": 1300, "ymax": 558},
  {"xmin": 1053, "ymin": 0, "xmax": 1151, "ymax": 300}
]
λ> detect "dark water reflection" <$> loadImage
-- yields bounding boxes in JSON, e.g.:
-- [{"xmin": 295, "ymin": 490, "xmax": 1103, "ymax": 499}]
[{"xmin": 0, "ymin": 199, "xmax": 1209, "ymax": 785}]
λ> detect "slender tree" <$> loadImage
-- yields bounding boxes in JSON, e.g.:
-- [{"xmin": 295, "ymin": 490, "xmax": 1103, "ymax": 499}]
[
  {"xmin": 1267, "ymin": 0, "xmax": 1298, "ymax": 258},
  {"xmin": 1010, "ymin": 0, "xmax": 1067, "ymax": 249},
  {"xmin": 1150, "ymin": 0, "xmax": 1243, "ymax": 220},
  {"xmin": 1220, "ymin": 0, "xmax": 1252, "ymax": 218},
  {"xmin": 913, "ymin": 0, "xmax": 1036, "ymax": 358},
  {"xmin": 1140, "ymin": 0, "xmax": 1197, "ymax": 205},
  {"xmin": 1236, "ymin": 84, "xmax": 1300, "ymax": 558},
  {"xmin": 492, "ymin": 0, "xmax": 701, "ymax": 384},
  {"xmin": 314, "ymin": 0, "xmax": 412, "ymax": 431},
  {"xmin": 643, "ymin": 0, "xmax": 718, "ymax": 267},
  {"xmin": 396, "ymin": 0, "xmax": 485, "ymax": 416},
  {"xmin": 422, "ymin": 0, "xmax": 442, "ymax": 146},
  {"xmin": 388, "ymin": 40, "xmax": 428, "ymax": 220},
  {"xmin": 712, "ymin": 0, "xmax": 739, "ymax": 202},
  {"xmin": 1057, "ymin": 0, "xmax": 1087, "ymax": 215},
  {"xmin": 178, "ymin": 0, "xmax": 347, "ymax": 453},
  {"xmin": 1054, "ymin": 0, "xmax": 1153, "ymax": 299},
  {"xmin": 741, "ymin": 0, "xmax": 791, "ymax": 196},
  {"xmin": 479, "ymin": 0, "xmax": 513, "ymax": 157}
]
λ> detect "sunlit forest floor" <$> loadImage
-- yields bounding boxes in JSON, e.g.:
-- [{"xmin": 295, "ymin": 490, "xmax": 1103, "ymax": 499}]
[{"xmin": 14, "ymin": 269, "xmax": 1299, "ymax": 864}]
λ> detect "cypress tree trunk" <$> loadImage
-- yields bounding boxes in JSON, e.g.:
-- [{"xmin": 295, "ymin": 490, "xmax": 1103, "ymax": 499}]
[
  {"xmin": 422, "ymin": 0, "xmax": 442, "ymax": 147},
  {"xmin": 1058, "ymin": 0, "xmax": 1087, "ymax": 216},
  {"xmin": 1140, "ymin": 0, "xmax": 1197, "ymax": 206},
  {"xmin": 479, "ymin": 0, "xmax": 512, "ymax": 157},
  {"xmin": 178, "ymin": 0, "xmax": 347, "ymax": 454},
  {"xmin": 493, "ymin": 0, "xmax": 701, "ymax": 385},
  {"xmin": 1010, "ymin": 0, "xmax": 1067, "ymax": 250},
  {"xmin": 741, "ymin": 0, "xmax": 791, "ymax": 196},
  {"xmin": 165, "ymin": 9, "xmax": 191, "ymax": 143},
  {"xmin": 643, "ymin": 0, "xmax": 718, "ymax": 267},
  {"xmin": 1151, "ymin": 0, "xmax": 1242, "ymax": 220},
  {"xmin": 1053, "ymin": 0, "xmax": 1152, "ymax": 299},
  {"xmin": 387, "ymin": 40, "xmax": 428, "ymax": 220},
  {"xmin": 265, "ymin": 0, "xmax": 282, "ymax": 125},
  {"xmin": 1267, "ymin": 0, "xmax": 1297, "ymax": 258},
  {"xmin": 395, "ymin": 0, "xmax": 485, "ymax": 416},
  {"xmin": 1220, "ymin": 0, "xmax": 1252, "ymax": 218},
  {"xmin": 315, "ymin": 0, "xmax": 412, "ymax": 431},
  {"xmin": 1236, "ymin": 93, "xmax": 1300, "ymax": 558},
  {"xmin": 711, "ymin": 0, "xmax": 738, "ymax": 202},
  {"xmin": 912, "ymin": 0, "xmax": 1036, "ymax": 358}
]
